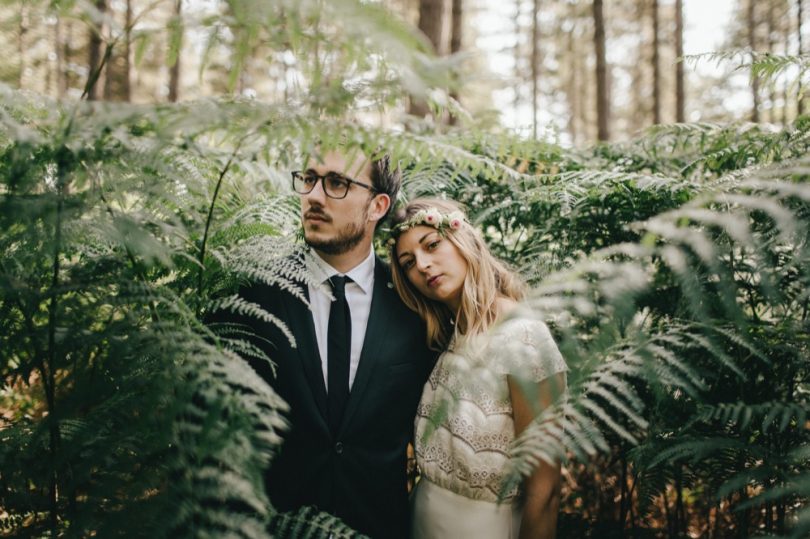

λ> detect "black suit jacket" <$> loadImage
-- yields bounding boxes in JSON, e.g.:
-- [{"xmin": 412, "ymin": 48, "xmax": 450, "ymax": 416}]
[{"xmin": 233, "ymin": 256, "xmax": 433, "ymax": 538}]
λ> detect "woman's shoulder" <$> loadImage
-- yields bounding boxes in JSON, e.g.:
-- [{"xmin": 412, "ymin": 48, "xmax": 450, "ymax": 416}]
[
  {"xmin": 492, "ymin": 306, "xmax": 551, "ymax": 340},
  {"xmin": 486, "ymin": 310, "xmax": 568, "ymax": 381}
]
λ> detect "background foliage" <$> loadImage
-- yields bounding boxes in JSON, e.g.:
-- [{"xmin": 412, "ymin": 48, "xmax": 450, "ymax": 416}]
[{"xmin": 1, "ymin": 0, "xmax": 809, "ymax": 538}]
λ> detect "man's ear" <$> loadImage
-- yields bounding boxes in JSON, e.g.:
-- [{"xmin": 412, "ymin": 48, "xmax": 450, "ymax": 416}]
[{"xmin": 368, "ymin": 194, "xmax": 391, "ymax": 224}]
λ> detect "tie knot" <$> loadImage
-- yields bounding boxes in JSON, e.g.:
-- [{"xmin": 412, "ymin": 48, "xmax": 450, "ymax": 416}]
[{"xmin": 329, "ymin": 275, "xmax": 350, "ymax": 298}]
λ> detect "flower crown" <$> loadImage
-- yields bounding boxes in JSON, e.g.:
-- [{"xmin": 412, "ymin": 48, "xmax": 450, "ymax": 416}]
[{"xmin": 387, "ymin": 207, "xmax": 467, "ymax": 247}]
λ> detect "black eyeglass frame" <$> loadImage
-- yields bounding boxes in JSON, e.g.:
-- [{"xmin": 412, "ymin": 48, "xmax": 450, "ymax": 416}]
[{"xmin": 291, "ymin": 170, "xmax": 378, "ymax": 200}]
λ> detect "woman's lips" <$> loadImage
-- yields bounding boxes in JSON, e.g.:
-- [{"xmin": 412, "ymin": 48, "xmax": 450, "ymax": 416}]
[{"xmin": 427, "ymin": 275, "xmax": 442, "ymax": 288}]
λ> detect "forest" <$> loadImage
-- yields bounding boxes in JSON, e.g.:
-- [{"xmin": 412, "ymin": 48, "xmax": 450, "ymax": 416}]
[{"xmin": 0, "ymin": 0, "xmax": 808, "ymax": 537}]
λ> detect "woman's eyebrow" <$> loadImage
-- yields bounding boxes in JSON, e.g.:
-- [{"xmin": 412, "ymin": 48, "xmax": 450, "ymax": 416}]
[{"xmin": 418, "ymin": 232, "xmax": 435, "ymax": 244}]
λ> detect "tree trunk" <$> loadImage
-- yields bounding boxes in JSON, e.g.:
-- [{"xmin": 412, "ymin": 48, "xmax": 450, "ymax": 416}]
[
  {"xmin": 675, "ymin": 466, "xmax": 686, "ymax": 536},
  {"xmin": 767, "ymin": 0, "xmax": 776, "ymax": 122},
  {"xmin": 652, "ymin": 0, "xmax": 661, "ymax": 124},
  {"xmin": 593, "ymin": 0, "xmax": 609, "ymax": 140},
  {"xmin": 781, "ymin": 2, "xmax": 793, "ymax": 125},
  {"xmin": 630, "ymin": 12, "xmax": 645, "ymax": 132},
  {"xmin": 567, "ymin": 25, "xmax": 579, "ymax": 143},
  {"xmin": 675, "ymin": 0, "xmax": 685, "ymax": 122},
  {"xmin": 103, "ymin": 0, "xmax": 132, "ymax": 101},
  {"xmin": 448, "ymin": 0, "xmax": 463, "ymax": 125},
  {"xmin": 450, "ymin": 0, "xmax": 462, "ymax": 55},
  {"xmin": 87, "ymin": 0, "xmax": 107, "ymax": 101},
  {"xmin": 662, "ymin": 488, "xmax": 674, "ymax": 537},
  {"xmin": 168, "ymin": 0, "xmax": 183, "ymax": 102},
  {"xmin": 18, "ymin": 1, "xmax": 27, "ymax": 89},
  {"xmin": 513, "ymin": 0, "xmax": 522, "ymax": 121},
  {"xmin": 747, "ymin": 0, "xmax": 760, "ymax": 122},
  {"xmin": 799, "ymin": 0, "xmax": 805, "ymax": 116},
  {"xmin": 103, "ymin": 2, "xmax": 116, "ymax": 101},
  {"xmin": 777, "ymin": 497, "xmax": 786, "ymax": 534},
  {"xmin": 618, "ymin": 454, "xmax": 628, "ymax": 528},
  {"xmin": 64, "ymin": 21, "xmax": 75, "ymax": 94},
  {"xmin": 410, "ymin": 0, "xmax": 445, "ymax": 117},
  {"xmin": 123, "ymin": 0, "xmax": 132, "ymax": 100},
  {"xmin": 738, "ymin": 488, "xmax": 750, "ymax": 538},
  {"xmin": 55, "ymin": 15, "xmax": 65, "ymax": 98},
  {"xmin": 531, "ymin": 0, "xmax": 540, "ymax": 138}
]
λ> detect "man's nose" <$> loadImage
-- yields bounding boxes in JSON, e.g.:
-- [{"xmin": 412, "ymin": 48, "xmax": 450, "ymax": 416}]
[{"xmin": 305, "ymin": 177, "xmax": 328, "ymax": 203}]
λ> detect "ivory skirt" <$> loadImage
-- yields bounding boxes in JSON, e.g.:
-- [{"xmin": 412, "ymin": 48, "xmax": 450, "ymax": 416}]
[{"xmin": 410, "ymin": 478, "xmax": 522, "ymax": 539}]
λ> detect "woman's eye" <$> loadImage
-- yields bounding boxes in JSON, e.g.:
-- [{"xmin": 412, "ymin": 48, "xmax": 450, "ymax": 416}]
[
  {"xmin": 403, "ymin": 259, "xmax": 414, "ymax": 270},
  {"xmin": 427, "ymin": 240, "xmax": 440, "ymax": 250}
]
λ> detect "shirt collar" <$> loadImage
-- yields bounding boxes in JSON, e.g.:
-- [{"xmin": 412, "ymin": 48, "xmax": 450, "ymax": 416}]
[{"xmin": 307, "ymin": 247, "xmax": 376, "ymax": 295}]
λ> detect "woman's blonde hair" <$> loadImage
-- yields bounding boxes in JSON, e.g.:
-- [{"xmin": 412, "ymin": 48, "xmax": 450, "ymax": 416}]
[{"xmin": 389, "ymin": 198, "xmax": 525, "ymax": 351}]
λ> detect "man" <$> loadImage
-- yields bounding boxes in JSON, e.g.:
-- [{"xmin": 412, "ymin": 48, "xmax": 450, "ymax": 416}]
[{"xmin": 235, "ymin": 146, "xmax": 433, "ymax": 538}]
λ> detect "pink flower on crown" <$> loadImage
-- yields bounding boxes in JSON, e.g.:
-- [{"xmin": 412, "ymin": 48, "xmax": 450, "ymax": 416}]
[
  {"xmin": 448, "ymin": 211, "xmax": 465, "ymax": 230},
  {"xmin": 424, "ymin": 209, "xmax": 442, "ymax": 225}
]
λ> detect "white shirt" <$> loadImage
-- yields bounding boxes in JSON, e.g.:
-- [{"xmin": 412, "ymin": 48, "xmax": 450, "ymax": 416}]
[{"xmin": 306, "ymin": 248, "xmax": 375, "ymax": 389}]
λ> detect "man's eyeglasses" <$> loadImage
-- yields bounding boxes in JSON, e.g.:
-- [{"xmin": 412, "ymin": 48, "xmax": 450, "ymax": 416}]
[{"xmin": 291, "ymin": 170, "xmax": 378, "ymax": 200}]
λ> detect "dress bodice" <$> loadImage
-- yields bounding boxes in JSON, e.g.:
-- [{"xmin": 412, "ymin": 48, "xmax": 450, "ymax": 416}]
[{"xmin": 414, "ymin": 317, "xmax": 568, "ymax": 503}]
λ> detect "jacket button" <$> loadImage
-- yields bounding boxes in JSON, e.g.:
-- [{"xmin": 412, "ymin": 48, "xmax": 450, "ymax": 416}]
[{"xmin": 334, "ymin": 442, "xmax": 344, "ymax": 455}]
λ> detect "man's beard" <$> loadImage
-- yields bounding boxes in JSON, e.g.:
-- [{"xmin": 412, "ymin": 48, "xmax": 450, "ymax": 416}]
[{"xmin": 305, "ymin": 217, "xmax": 367, "ymax": 255}]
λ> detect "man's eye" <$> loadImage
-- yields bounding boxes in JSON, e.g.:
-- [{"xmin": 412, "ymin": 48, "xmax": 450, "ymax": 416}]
[
  {"xmin": 326, "ymin": 175, "xmax": 349, "ymax": 189},
  {"xmin": 303, "ymin": 174, "xmax": 318, "ymax": 185}
]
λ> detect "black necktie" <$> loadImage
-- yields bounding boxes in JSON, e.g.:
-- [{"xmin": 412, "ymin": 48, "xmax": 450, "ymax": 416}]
[{"xmin": 327, "ymin": 275, "xmax": 351, "ymax": 435}]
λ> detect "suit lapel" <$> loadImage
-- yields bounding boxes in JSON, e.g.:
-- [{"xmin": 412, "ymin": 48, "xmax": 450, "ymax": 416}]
[
  {"xmin": 339, "ymin": 261, "xmax": 393, "ymax": 433},
  {"xmin": 280, "ymin": 285, "xmax": 328, "ymax": 420}
]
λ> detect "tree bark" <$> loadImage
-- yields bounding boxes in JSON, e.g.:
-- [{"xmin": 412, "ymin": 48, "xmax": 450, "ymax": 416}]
[
  {"xmin": 64, "ymin": 21, "xmax": 75, "ymax": 94},
  {"xmin": 87, "ymin": 0, "xmax": 107, "ymax": 101},
  {"xmin": 55, "ymin": 15, "xmax": 65, "ymax": 98},
  {"xmin": 513, "ymin": 0, "xmax": 522, "ymax": 121},
  {"xmin": 799, "ymin": 0, "xmax": 805, "ymax": 116},
  {"xmin": 738, "ymin": 488, "xmax": 750, "ymax": 538},
  {"xmin": 767, "ymin": 0, "xmax": 776, "ymax": 122},
  {"xmin": 781, "ymin": 2, "xmax": 793, "ymax": 125},
  {"xmin": 531, "ymin": 0, "xmax": 540, "ymax": 138},
  {"xmin": 630, "ymin": 2, "xmax": 645, "ymax": 132},
  {"xmin": 103, "ymin": 0, "xmax": 132, "ymax": 101},
  {"xmin": 675, "ymin": 0, "xmax": 685, "ymax": 122},
  {"xmin": 450, "ymin": 0, "xmax": 462, "ymax": 56},
  {"xmin": 747, "ymin": 0, "xmax": 760, "ymax": 122},
  {"xmin": 168, "ymin": 0, "xmax": 183, "ymax": 102},
  {"xmin": 662, "ymin": 487, "xmax": 673, "ymax": 537},
  {"xmin": 410, "ymin": 0, "xmax": 445, "ymax": 117},
  {"xmin": 123, "ymin": 0, "xmax": 132, "ymax": 100},
  {"xmin": 448, "ymin": 0, "xmax": 463, "ymax": 125},
  {"xmin": 675, "ymin": 466, "xmax": 686, "ymax": 536},
  {"xmin": 593, "ymin": 0, "xmax": 609, "ymax": 140},
  {"xmin": 18, "ymin": 1, "xmax": 27, "ymax": 89},
  {"xmin": 652, "ymin": 0, "xmax": 661, "ymax": 124},
  {"xmin": 567, "ymin": 25, "xmax": 579, "ymax": 143},
  {"xmin": 618, "ymin": 454, "xmax": 628, "ymax": 527}
]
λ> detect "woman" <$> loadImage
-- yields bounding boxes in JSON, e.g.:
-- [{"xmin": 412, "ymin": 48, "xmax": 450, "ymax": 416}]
[{"xmin": 389, "ymin": 199, "xmax": 567, "ymax": 539}]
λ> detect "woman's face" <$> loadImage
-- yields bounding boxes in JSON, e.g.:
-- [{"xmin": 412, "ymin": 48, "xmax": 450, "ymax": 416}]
[{"xmin": 396, "ymin": 225, "xmax": 468, "ymax": 312}]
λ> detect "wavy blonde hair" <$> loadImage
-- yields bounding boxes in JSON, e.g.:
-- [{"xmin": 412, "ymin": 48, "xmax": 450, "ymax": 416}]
[{"xmin": 389, "ymin": 198, "xmax": 526, "ymax": 351}]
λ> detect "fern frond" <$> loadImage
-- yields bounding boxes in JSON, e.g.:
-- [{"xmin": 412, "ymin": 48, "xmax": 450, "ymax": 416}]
[{"xmin": 268, "ymin": 506, "xmax": 367, "ymax": 538}]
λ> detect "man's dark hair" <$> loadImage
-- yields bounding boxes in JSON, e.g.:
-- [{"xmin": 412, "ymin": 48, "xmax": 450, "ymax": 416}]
[{"xmin": 369, "ymin": 151, "xmax": 401, "ymax": 228}]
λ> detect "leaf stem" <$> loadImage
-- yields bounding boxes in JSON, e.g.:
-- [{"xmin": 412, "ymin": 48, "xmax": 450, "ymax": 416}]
[{"xmin": 197, "ymin": 136, "xmax": 249, "ymax": 315}]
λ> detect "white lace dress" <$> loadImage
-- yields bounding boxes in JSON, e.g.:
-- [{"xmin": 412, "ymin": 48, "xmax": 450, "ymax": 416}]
[{"xmin": 411, "ymin": 317, "xmax": 567, "ymax": 539}]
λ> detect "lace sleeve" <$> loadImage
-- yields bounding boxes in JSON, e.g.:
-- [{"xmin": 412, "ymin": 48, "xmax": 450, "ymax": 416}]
[{"xmin": 487, "ymin": 318, "xmax": 568, "ymax": 383}]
